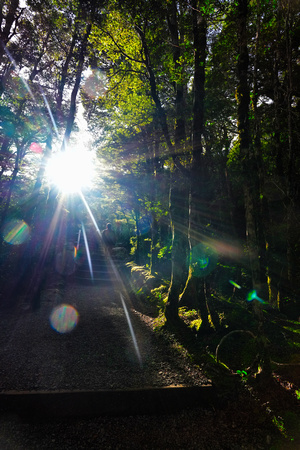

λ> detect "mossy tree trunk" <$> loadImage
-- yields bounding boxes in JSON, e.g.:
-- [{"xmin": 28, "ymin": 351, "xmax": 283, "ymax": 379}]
[
  {"xmin": 236, "ymin": 0, "xmax": 267, "ymax": 300},
  {"xmin": 236, "ymin": 0, "xmax": 271, "ymax": 381},
  {"xmin": 137, "ymin": 6, "xmax": 190, "ymax": 323},
  {"xmin": 165, "ymin": 175, "xmax": 189, "ymax": 323},
  {"xmin": 284, "ymin": 1, "xmax": 299, "ymax": 294},
  {"xmin": 179, "ymin": 2, "xmax": 213, "ymax": 331}
]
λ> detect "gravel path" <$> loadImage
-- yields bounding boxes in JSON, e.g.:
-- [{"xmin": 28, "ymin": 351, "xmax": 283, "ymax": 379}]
[{"xmin": 0, "ymin": 279, "xmax": 209, "ymax": 392}]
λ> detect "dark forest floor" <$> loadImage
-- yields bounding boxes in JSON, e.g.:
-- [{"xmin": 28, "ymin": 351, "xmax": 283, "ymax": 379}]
[{"xmin": 0, "ymin": 258, "xmax": 299, "ymax": 449}]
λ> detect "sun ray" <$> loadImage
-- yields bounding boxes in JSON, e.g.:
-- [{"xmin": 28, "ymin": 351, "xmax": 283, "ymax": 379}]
[
  {"xmin": 81, "ymin": 221, "xmax": 93, "ymax": 281},
  {"xmin": 79, "ymin": 191, "xmax": 101, "ymax": 235},
  {"xmin": 39, "ymin": 87, "xmax": 60, "ymax": 139},
  {"xmin": 120, "ymin": 293, "xmax": 143, "ymax": 368}
]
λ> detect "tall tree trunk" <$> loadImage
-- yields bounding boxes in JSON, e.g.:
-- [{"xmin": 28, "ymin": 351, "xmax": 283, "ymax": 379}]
[
  {"xmin": 136, "ymin": 25, "xmax": 174, "ymax": 155},
  {"xmin": 56, "ymin": 28, "xmax": 78, "ymax": 122},
  {"xmin": 252, "ymin": 1, "xmax": 271, "ymax": 303},
  {"xmin": 180, "ymin": 2, "xmax": 212, "ymax": 331},
  {"xmin": 23, "ymin": 134, "xmax": 53, "ymax": 225},
  {"xmin": 285, "ymin": 0, "xmax": 298, "ymax": 291},
  {"xmin": 0, "ymin": 0, "xmax": 19, "ymax": 64},
  {"xmin": 0, "ymin": 144, "xmax": 21, "ymax": 225},
  {"xmin": 0, "ymin": 136, "xmax": 11, "ymax": 181},
  {"xmin": 236, "ymin": 0, "xmax": 271, "ymax": 382},
  {"xmin": 164, "ymin": 1, "xmax": 189, "ymax": 322},
  {"xmin": 137, "ymin": 23, "xmax": 189, "ymax": 322},
  {"xmin": 268, "ymin": 3, "xmax": 285, "ymax": 306},
  {"xmin": 167, "ymin": 0, "xmax": 186, "ymax": 148},
  {"xmin": 236, "ymin": 0, "xmax": 267, "ymax": 298},
  {"xmin": 149, "ymin": 123, "xmax": 159, "ymax": 275},
  {"xmin": 135, "ymin": 209, "xmax": 141, "ymax": 265},
  {"xmin": 165, "ymin": 174, "xmax": 189, "ymax": 323},
  {"xmin": 62, "ymin": 22, "xmax": 92, "ymax": 150}
]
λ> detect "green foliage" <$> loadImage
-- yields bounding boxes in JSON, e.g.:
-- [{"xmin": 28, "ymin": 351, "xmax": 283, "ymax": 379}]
[
  {"xmin": 178, "ymin": 307, "xmax": 198, "ymax": 320},
  {"xmin": 144, "ymin": 201, "xmax": 168, "ymax": 219},
  {"xmin": 150, "ymin": 284, "xmax": 169, "ymax": 310},
  {"xmin": 236, "ymin": 369, "xmax": 248, "ymax": 379},
  {"xmin": 157, "ymin": 245, "xmax": 171, "ymax": 259},
  {"xmin": 190, "ymin": 318, "xmax": 202, "ymax": 331},
  {"xmin": 89, "ymin": 8, "xmax": 155, "ymax": 136},
  {"xmin": 227, "ymin": 139, "xmax": 240, "ymax": 168},
  {"xmin": 129, "ymin": 235, "xmax": 137, "ymax": 255},
  {"xmin": 272, "ymin": 416, "xmax": 287, "ymax": 438}
]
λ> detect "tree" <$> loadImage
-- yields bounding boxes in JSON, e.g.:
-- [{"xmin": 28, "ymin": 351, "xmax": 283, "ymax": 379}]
[{"xmin": 0, "ymin": 0, "xmax": 22, "ymax": 66}]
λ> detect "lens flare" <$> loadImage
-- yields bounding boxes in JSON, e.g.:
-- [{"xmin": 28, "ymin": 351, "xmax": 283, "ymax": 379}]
[
  {"xmin": 30, "ymin": 142, "xmax": 43, "ymax": 153},
  {"xmin": 246, "ymin": 290, "xmax": 267, "ymax": 304},
  {"xmin": 82, "ymin": 69, "xmax": 107, "ymax": 98},
  {"xmin": 229, "ymin": 280, "xmax": 242, "ymax": 289},
  {"xmin": 81, "ymin": 222, "xmax": 93, "ymax": 280},
  {"xmin": 1, "ymin": 219, "xmax": 30, "ymax": 245},
  {"xmin": 120, "ymin": 293, "xmax": 142, "ymax": 367},
  {"xmin": 50, "ymin": 304, "xmax": 79, "ymax": 333},
  {"xmin": 198, "ymin": 257, "xmax": 210, "ymax": 269},
  {"xmin": 190, "ymin": 243, "xmax": 218, "ymax": 277}
]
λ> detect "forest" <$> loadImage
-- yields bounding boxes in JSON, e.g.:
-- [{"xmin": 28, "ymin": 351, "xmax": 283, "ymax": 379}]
[{"xmin": 0, "ymin": 0, "xmax": 299, "ymax": 444}]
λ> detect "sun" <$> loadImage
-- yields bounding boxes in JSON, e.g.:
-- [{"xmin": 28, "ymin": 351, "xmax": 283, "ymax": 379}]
[{"xmin": 46, "ymin": 148, "xmax": 95, "ymax": 194}]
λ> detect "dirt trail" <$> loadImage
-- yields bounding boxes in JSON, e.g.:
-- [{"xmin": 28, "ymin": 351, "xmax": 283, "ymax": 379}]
[{"xmin": 0, "ymin": 273, "xmax": 209, "ymax": 392}]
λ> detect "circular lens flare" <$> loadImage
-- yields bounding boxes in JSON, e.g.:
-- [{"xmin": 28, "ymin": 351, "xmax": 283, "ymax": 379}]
[
  {"xmin": 50, "ymin": 304, "xmax": 79, "ymax": 333},
  {"xmin": 82, "ymin": 68, "xmax": 107, "ymax": 98}
]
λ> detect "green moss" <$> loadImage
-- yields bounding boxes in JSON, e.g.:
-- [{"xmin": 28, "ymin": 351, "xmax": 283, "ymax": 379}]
[
  {"xmin": 190, "ymin": 318, "xmax": 202, "ymax": 331},
  {"xmin": 178, "ymin": 307, "xmax": 198, "ymax": 320},
  {"xmin": 272, "ymin": 416, "xmax": 287, "ymax": 438}
]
